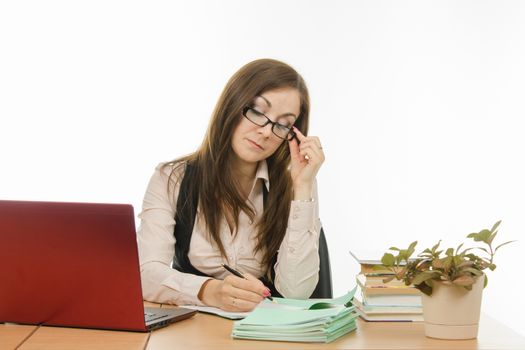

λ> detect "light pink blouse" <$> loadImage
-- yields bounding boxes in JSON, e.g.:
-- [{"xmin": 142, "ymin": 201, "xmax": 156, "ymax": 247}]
[{"xmin": 137, "ymin": 160, "xmax": 321, "ymax": 306}]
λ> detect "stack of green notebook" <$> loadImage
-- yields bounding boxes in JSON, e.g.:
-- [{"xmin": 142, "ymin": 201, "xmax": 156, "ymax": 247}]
[{"xmin": 232, "ymin": 289, "xmax": 358, "ymax": 343}]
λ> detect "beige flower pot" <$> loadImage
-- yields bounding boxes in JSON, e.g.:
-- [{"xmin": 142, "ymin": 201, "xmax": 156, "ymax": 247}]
[{"xmin": 421, "ymin": 275, "xmax": 484, "ymax": 340}]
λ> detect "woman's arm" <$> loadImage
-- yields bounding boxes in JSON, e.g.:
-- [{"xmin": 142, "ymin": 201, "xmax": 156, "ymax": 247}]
[
  {"xmin": 274, "ymin": 127, "xmax": 325, "ymax": 298},
  {"xmin": 137, "ymin": 163, "xmax": 211, "ymax": 306},
  {"xmin": 273, "ymin": 180, "xmax": 322, "ymax": 298}
]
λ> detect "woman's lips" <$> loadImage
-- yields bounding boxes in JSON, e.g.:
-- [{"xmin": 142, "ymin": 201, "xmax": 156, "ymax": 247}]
[{"xmin": 247, "ymin": 139, "xmax": 264, "ymax": 151}]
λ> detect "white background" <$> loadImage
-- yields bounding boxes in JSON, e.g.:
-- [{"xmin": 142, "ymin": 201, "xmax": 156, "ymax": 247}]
[{"xmin": 1, "ymin": 0, "xmax": 524, "ymax": 337}]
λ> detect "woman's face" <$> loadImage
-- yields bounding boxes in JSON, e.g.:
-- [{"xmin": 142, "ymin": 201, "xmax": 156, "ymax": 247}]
[{"xmin": 231, "ymin": 87, "xmax": 300, "ymax": 167}]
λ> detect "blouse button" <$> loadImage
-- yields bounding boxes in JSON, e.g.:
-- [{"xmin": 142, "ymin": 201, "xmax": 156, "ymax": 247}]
[
  {"xmin": 289, "ymin": 247, "xmax": 295, "ymax": 253},
  {"xmin": 293, "ymin": 214, "xmax": 299, "ymax": 220}
]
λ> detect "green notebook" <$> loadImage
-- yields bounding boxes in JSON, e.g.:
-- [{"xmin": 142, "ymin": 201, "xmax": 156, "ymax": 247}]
[{"xmin": 232, "ymin": 288, "xmax": 358, "ymax": 343}]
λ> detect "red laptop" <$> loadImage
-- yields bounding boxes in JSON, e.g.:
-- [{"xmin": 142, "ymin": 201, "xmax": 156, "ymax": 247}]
[{"xmin": 0, "ymin": 200, "xmax": 196, "ymax": 331}]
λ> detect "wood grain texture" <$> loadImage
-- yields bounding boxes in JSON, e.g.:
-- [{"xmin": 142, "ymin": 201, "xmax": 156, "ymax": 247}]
[
  {"xmin": 0, "ymin": 324, "xmax": 37, "ymax": 350},
  {"xmin": 146, "ymin": 312, "xmax": 525, "ymax": 350},
  {"xmin": 4, "ymin": 305, "xmax": 524, "ymax": 350},
  {"xmin": 17, "ymin": 326, "xmax": 149, "ymax": 350}
]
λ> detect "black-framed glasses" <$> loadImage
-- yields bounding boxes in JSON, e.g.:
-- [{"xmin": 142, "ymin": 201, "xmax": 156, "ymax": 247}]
[{"xmin": 242, "ymin": 106, "xmax": 296, "ymax": 141}]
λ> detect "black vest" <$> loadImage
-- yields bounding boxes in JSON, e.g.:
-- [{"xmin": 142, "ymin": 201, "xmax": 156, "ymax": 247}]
[{"xmin": 172, "ymin": 162, "xmax": 282, "ymax": 297}]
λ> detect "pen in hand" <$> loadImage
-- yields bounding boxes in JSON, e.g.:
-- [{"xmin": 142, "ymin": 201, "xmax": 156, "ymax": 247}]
[{"xmin": 221, "ymin": 263, "xmax": 273, "ymax": 301}]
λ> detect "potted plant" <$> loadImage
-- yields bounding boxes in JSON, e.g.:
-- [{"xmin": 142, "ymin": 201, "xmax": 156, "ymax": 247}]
[{"xmin": 378, "ymin": 220, "xmax": 514, "ymax": 340}]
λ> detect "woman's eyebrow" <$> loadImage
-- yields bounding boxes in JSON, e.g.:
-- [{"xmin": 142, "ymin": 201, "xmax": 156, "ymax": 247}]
[
  {"xmin": 256, "ymin": 95, "xmax": 298, "ymax": 119},
  {"xmin": 258, "ymin": 95, "xmax": 272, "ymax": 107}
]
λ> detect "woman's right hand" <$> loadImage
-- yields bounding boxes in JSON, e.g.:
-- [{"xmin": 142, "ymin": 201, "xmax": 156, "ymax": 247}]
[{"xmin": 198, "ymin": 273, "xmax": 271, "ymax": 312}]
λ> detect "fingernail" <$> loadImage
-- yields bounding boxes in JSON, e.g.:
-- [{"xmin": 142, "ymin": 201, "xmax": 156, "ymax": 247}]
[{"xmin": 263, "ymin": 290, "xmax": 271, "ymax": 297}]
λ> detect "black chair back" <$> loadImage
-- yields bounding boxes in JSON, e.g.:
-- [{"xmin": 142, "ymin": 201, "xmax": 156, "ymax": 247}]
[{"xmin": 310, "ymin": 227, "xmax": 333, "ymax": 298}]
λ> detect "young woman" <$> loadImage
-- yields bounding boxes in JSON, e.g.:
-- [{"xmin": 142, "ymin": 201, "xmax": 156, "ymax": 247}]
[{"xmin": 137, "ymin": 59, "xmax": 325, "ymax": 312}]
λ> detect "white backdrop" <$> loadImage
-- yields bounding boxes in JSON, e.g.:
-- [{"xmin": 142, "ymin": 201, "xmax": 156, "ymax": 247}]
[{"xmin": 1, "ymin": 0, "xmax": 524, "ymax": 336}]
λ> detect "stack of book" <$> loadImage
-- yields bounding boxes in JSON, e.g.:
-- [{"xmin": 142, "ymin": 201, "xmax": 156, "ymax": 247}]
[
  {"xmin": 350, "ymin": 250, "xmax": 423, "ymax": 322},
  {"xmin": 232, "ymin": 290, "xmax": 358, "ymax": 343}
]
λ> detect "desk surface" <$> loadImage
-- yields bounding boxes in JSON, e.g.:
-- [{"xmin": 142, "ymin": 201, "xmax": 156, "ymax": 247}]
[
  {"xmin": 0, "ymin": 324, "xmax": 36, "ymax": 350},
  {"xmin": 2, "ymin": 304, "xmax": 524, "ymax": 350}
]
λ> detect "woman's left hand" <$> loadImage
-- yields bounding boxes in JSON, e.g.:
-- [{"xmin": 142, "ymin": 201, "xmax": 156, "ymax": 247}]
[{"xmin": 288, "ymin": 126, "xmax": 325, "ymax": 199}]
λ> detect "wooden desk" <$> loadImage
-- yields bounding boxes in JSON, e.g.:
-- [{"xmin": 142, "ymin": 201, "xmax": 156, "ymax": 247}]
[
  {"xmin": 147, "ymin": 312, "xmax": 525, "ymax": 350},
  {"xmin": 16, "ymin": 326, "xmax": 149, "ymax": 350},
  {"xmin": 0, "ymin": 324, "xmax": 36, "ymax": 350},
  {"xmin": 2, "ymin": 305, "xmax": 524, "ymax": 350}
]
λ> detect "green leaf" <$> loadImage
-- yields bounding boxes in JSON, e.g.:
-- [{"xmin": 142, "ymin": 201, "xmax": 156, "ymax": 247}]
[
  {"xmin": 415, "ymin": 259, "xmax": 431, "ymax": 271},
  {"xmin": 479, "ymin": 229, "xmax": 492, "ymax": 243},
  {"xmin": 457, "ymin": 260, "xmax": 475, "ymax": 269},
  {"xmin": 477, "ymin": 247, "xmax": 490, "ymax": 254},
  {"xmin": 462, "ymin": 267, "xmax": 483, "ymax": 276},
  {"xmin": 389, "ymin": 247, "xmax": 400, "ymax": 251},
  {"xmin": 443, "ymin": 256, "xmax": 453, "ymax": 272},
  {"xmin": 452, "ymin": 275, "xmax": 475, "ymax": 286},
  {"xmin": 488, "ymin": 231, "xmax": 497, "ymax": 245},
  {"xmin": 421, "ymin": 248, "xmax": 432, "ymax": 255},
  {"xmin": 494, "ymin": 240, "xmax": 516, "ymax": 253},
  {"xmin": 468, "ymin": 230, "xmax": 491, "ymax": 243},
  {"xmin": 455, "ymin": 243, "xmax": 464, "ymax": 255},
  {"xmin": 431, "ymin": 240, "xmax": 441, "ymax": 253},
  {"xmin": 395, "ymin": 267, "xmax": 407, "ymax": 280},
  {"xmin": 484, "ymin": 275, "xmax": 488, "ymax": 288},
  {"xmin": 415, "ymin": 282, "xmax": 433, "ymax": 296},
  {"xmin": 398, "ymin": 250, "xmax": 407, "ymax": 262},
  {"xmin": 432, "ymin": 259, "xmax": 444, "ymax": 269},
  {"xmin": 490, "ymin": 220, "xmax": 502, "ymax": 233},
  {"xmin": 412, "ymin": 271, "xmax": 438, "ymax": 286},
  {"xmin": 465, "ymin": 253, "xmax": 480, "ymax": 261},
  {"xmin": 445, "ymin": 248, "xmax": 454, "ymax": 257},
  {"xmin": 381, "ymin": 253, "xmax": 395, "ymax": 266}
]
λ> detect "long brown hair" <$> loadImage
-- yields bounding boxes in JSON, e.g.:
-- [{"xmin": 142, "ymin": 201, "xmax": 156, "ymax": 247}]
[{"xmin": 165, "ymin": 58, "xmax": 310, "ymax": 276}]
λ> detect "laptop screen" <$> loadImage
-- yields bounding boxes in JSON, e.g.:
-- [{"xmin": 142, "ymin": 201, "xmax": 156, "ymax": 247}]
[{"xmin": 0, "ymin": 200, "xmax": 148, "ymax": 331}]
